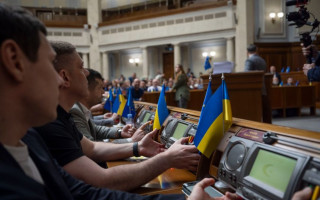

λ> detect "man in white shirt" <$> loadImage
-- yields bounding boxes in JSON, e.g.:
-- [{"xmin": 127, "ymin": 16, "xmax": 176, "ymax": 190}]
[{"xmin": 147, "ymin": 79, "xmax": 162, "ymax": 92}]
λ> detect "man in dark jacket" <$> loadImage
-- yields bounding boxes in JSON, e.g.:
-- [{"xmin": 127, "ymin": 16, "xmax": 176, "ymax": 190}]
[{"xmin": 0, "ymin": 3, "xmax": 238, "ymax": 200}]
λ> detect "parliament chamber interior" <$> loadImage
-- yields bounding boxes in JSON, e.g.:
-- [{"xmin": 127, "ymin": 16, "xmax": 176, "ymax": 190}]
[{"xmin": 2, "ymin": 0, "xmax": 320, "ymax": 199}]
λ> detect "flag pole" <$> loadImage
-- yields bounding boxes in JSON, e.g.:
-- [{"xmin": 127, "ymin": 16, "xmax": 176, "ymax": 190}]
[{"xmin": 221, "ymin": 73, "xmax": 225, "ymax": 135}]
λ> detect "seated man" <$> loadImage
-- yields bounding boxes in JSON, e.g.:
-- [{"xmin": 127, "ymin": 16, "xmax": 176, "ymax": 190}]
[
  {"xmin": 270, "ymin": 65, "xmax": 282, "ymax": 85},
  {"xmin": 0, "ymin": 3, "xmax": 188, "ymax": 199},
  {"xmin": 147, "ymin": 79, "xmax": 162, "ymax": 92},
  {"xmin": 287, "ymin": 77, "xmax": 294, "ymax": 86},
  {"xmin": 35, "ymin": 41, "xmax": 201, "ymax": 191},
  {"xmin": 0, "ymin": 5, "xmax": 311, "ymax": 200},
  {"xmin": 70, "ymin": 68, "xmax": 145, "ymax": 142},
  {"xmin": 131, "ymin": 78, "xmax": 144, "ymax": 101}
]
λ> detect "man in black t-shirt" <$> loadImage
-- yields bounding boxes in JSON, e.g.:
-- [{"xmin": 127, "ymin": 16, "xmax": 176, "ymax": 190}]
[
  {"xmin": 0, "ymin": 3, "xmax": 185, "ymax": 199},
  {"xmin": 36, "ymin": 41, "xmax": 201, "ymax": 192},
  {"xmin": 0, "ymin": 4, "xmax": 241, "ymax": 200}
]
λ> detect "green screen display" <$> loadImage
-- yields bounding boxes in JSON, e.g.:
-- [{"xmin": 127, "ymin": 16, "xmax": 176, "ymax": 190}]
[
  {"xmin": 172, "ymin": 122, "xmax": 188, "ymax": 139},
  {"xmin": 141, "ymin": 112, "xmax": 151, "ymax": 124},
  {"xmin": 249, "ymin": 149, "xmax": 297, "ymax": 193}
]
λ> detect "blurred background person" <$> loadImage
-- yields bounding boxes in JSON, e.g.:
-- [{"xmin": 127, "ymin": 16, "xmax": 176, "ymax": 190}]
[
  {"xmin": 244, "ymin": 44, "xmax": 266, "ymax": 72},
  {"xmin": 147, "ymin": 79, "xmax": 162, "ymax": 92},
  {"xmin": 270, "ymin": 65, "xmax": 282, "ymax": 85},
  {"xmin": 132, "ymin": 78, "xmax": 144, "ymax": 101},
  {"xmin": 173, "ymin": 64, "xmax": 190, "ymax": 108}
]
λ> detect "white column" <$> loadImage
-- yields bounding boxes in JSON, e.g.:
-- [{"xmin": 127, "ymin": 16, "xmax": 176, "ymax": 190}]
[
  {"xmin": 142, "ymin": 47, "xmax": 149, "ymax": 79},
  {"xmin": 226, "ymin": 37, "xmax": 234, "ymax": 63},
  {"xmin": 173, "ymin": 43, "xmax": 181, "ymax": 67},
  {"xmin": 87, "ymin": 0, "xmax": 102, "ymax": 72},
  {"xmin": 235, "ymin": 0, "xmax": 254, "ymax": 72},
  {"xmin": 101, "ymin": 51, "xmax": 110, "ymax": 80},
  {"xmin": 82, "ymin": 53, "xmax": 89, "ymax": 68}
]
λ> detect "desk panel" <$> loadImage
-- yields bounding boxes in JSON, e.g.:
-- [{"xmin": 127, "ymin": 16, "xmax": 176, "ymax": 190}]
[{"xmin": 107, "ymin": 160, "xmax": 195, "ymax": 195}]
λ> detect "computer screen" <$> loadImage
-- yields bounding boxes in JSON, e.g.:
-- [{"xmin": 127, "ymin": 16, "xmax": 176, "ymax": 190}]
[
  {"xmin": 248, "ymin": 149, "xmax": 297, "ymax": 193},
  {"xmin": 141, "ymin": 112, "xmax": 151, "ymax": 124},
  {"xmin": 172, "ymin": 122, "xmax": 188, "ymax": 139}
]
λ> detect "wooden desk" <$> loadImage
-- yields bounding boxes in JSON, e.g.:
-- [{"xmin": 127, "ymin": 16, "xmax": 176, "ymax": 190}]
[
  {"xmin": 107, "ymin": 160, "xmax": 196, "ymax": 195},
  {"xmin": 142, "ymin": 72, "xmax": 265, "ymax": 122},
  {"xmin": 269, "ymin": 85, "xmax": 316, "ymax": 117}
]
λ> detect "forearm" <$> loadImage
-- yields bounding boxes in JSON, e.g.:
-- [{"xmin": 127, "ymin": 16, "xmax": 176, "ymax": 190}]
[
  {"xmin": 93, "ymin": 114, "xmax": 104, "ymax": 120},
  {"xmin": 95, "ymin": 126, "xmax": 119, "ymax": 140},
  {"xmin": 91, "ymin": 142, "xmax": 134, "ymax": 161},
  {"xmin": 102, "ymin": 152, "xmax": 170, "ymax": 191}
]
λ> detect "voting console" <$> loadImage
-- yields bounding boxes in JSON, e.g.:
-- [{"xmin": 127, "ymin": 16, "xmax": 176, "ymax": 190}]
[{"xmin": 124, "ymin": 102, "xmax": 320, "ymax": 198}]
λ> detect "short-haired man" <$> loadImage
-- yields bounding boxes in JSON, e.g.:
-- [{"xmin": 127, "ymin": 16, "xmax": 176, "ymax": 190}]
[
  {"xmin": 35, "ymin": 41, "xmax": 201, "ymax": 191},
  {"xmin": 0, "ymin": 3, "xmax": 186, "ymax": 199},
  {"xmin": 132, "ymin": 78, "xmax": 144, "ymax": 101},
  {"xmin": 70, "ymin": 68, "xmax": 146, "ymax": 142},
  {"xmin": 244, "ymin": 44, "xmax": 267, "ymax": 72},
  {"xmin": 147, "ymin": 79, "xmax": 162, "ymax": 92}
]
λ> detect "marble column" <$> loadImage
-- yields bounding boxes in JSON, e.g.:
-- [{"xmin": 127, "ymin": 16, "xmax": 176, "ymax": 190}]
[
  {"xmin": 173, "ymin": 43, "xmax": 181, "ymax": 67},
  {"xmin": 226, "ymin": 37, "xmax": 234, "ymax": 63},
  {"xmin": 142, "ymin": 47, "xmax": 149, "ymax": 79},
  {"xmin": 87, "ymin": 0, "xmax": 102, "ymax": 72},
  {"xmin": 82, "ymin": 53, "xmax": 89, "ymax": 68},
  {"xmin": 101, "ymin": 51, "xmax": 110, "ymax": 80}
]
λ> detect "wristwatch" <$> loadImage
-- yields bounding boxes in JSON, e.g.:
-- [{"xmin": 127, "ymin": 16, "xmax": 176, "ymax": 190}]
[
  {"xmin": 133, "ymin": 142, "xmax": 140, "ymax": 157},
  {"xmin": 117, "ymin": 129, "xmax": 122, "ymax": 138}
]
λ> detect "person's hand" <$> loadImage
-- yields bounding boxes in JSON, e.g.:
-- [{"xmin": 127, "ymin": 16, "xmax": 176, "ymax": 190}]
[
  {"xmin": 103, "ymin": 113, "xmax": 119, "ymax": 123},
  {"xmin": 301, "ymin": 43, "xmax": 318, "ymax": 59},
  {"xmin": 138, "ymin": 129, "xmax": 165, "ymax": 157},
  {"xmin": 303, "ymin": 63, "xmax": 315, "ymax": 76},
  {"xmin": 188, "ymin": 178, "xmax": 239, "ymax": 200},
  {"xmin": 120, "ymin": 124, "xmax": 136, "ymax": 138},
  {"xmin": 292, "ymin": 187, "xmax": 312, "ymax": 200},
  {"xmin": 131, "ymin": 121, "xmax": 150, "ymax": 142},
  {"xmin": 103, "ymin": 112, "xmax": 113, "ymax": 118},
  {"xmin": 163, "ymin": 137, "xmax": 201, "ymax": 171}
]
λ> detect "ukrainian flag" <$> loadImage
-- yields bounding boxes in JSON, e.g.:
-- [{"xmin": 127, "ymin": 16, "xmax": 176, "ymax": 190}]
[
  {"xmin": 194, "ymin": 80, "xmax": 232, "ymax": 158},
  {"xmin": 112, "ymin": 89, "xmax": 122, "ymax": 114},
  {"xmin": 198, "ymin": 78, "xmax": 212, "ymax": 123},
  {"xmin": 117, "ymin": 91, "xmax": 127, "ymax": 116},
  {"xmin": 153, "ymin": 84, "xmax": 169, "ymax": 130},
  {"xmin": 104, "ymin": 89, "xmax": 113, "ymax": 112},
  {"xmin": 122, "ymin": 87, "xmax": 136, "ymax": 118},
  {"xmin": 223, "ymin": 80, "xmax": 232, "ymax": 130}
]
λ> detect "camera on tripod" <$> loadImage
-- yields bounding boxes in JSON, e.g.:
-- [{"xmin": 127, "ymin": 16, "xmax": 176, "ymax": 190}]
[{"xmin": 286, "ymin": 0, "xmax": 319, "ymax": 62}]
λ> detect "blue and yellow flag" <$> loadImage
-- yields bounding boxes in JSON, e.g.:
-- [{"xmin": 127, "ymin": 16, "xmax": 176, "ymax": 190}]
[
  {"xmin": 153, "ymin": 84, "xmax": 169, "ymax": 130},
  {"xmin": 194, "ymin": 80, "xmax": 232, "ymax": 158},
  {"xmin": 104, "ymin": 89, "xmax": 113, "ymax": 112},
  {"xmin": 122, "ymin": 87, "xmax": 136, "ymax": 118},
  {"xmin": 112, "ymin": 89, "xmax": 122, "ymax": 114},
  {"xmin": 198, "ymin": 78, "xmax": 212, "ymax": 123},
  {"xmin": 222, "ymin": 80, "xmax": 232, "ymax": 130},
  {"xmin": 204, "ymin": 56, "xmax": 212, "ymax": 70},
  {"xmin": 117, "ymin": 91, "xmax": 127, "ymax": 116}
]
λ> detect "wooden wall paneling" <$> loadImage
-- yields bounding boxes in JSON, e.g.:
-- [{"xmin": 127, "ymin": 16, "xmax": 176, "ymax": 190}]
[{"xmin": 256, "ymin": 42, "xmax": 306, "ymax": 72}]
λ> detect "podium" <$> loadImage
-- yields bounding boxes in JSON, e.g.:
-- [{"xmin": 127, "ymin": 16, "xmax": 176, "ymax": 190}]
[{"xmin": 202, "ymin": 71, "xmax": 265, "ymax": 122}]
